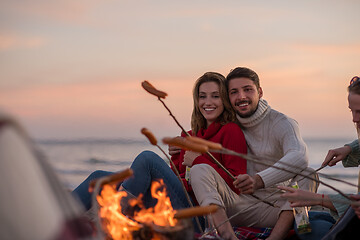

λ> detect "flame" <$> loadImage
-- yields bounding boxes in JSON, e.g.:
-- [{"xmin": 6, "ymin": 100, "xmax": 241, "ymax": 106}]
[{"xmin": 97, "ymin": 179, "xmax": 178, "ymax": 240}]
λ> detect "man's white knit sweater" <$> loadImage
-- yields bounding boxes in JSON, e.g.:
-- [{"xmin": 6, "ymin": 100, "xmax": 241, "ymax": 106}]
[{"xmin": 237, "ymin": 99, "xmax": 309, "ymax": 188}]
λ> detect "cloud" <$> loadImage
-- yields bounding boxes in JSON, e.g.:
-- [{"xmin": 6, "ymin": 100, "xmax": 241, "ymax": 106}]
[
  {"xmin": 292, "ymin": 42, "xmax": 360, "ymax": 55},
  {"xmin": 0, "ymin": 0, "xmax": 102, "ymax": 25},
  {"xmin": 0, "ymin": 78, "xmax": 193, "ymax": 138},
  {"xmin": 0, "ymin": 34, "xmax": 47, "ymax": 51}
]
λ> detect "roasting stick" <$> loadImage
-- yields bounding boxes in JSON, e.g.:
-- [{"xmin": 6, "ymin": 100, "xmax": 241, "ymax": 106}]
[
  {"xmin": 142, "ymin": 80, "xmax": 277, "ymax": 208},
  {"xmin": 194, "ymin": 139, "xmax": 352, "ymax": 200},
  {"xmin": 250, "ymin": 165, "xmax": 329, "ymax": 207},
  {"xmin": 231, "ymin": 149, "xmax": 358, "ymax": 189},
  {"xmin": 199, "ymin": 190, "xmax": 360, "ymax": 239},
  {"xmin": 163, "ymin": 136, "xmax": 279, "ymax": 209},
  {"xmin": 91, "ymin": 169, "xmax": 135, "ymax": 239},
  {"xmin": 188, "ymin": 136, "xmax": 358, "ymax": 190},
  {"xmin": 88, "ymin": 168, "xmax": 134, "ymax": 192},
  {"xmin": 140, "ymin": 128, "xmax": 204, "ymax": 234}
]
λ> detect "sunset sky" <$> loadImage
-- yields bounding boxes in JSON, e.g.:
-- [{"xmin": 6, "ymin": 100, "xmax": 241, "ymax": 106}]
[{"xmin": 1, "ymin": 0, "xmax": 360, "ymax": 140}]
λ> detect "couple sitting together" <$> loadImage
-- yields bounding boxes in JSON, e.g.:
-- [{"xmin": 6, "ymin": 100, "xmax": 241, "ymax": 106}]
[{"xmin": 73, "ymin": 67, "xmax": 353, "ymax": 240}]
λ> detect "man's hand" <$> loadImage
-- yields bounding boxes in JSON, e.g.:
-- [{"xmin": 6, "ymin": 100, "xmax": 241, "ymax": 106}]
[
  {"xmin": 351, "ymin": 194, "xmax": 360, "ymax": 219},
  {"xmin": 168, "ymin": 145, "xmax": 181, "ymax": 156},
  {"xmin": 233, "ymin": 174, "xmax": 264, "ymax": 194},
  {"xmin": 322, "ymin": 145, "xmax": 351, "ymax": 167},
  {"xmin": 182, "ymin": 151, "xmax": 201, "ymax": 167}
]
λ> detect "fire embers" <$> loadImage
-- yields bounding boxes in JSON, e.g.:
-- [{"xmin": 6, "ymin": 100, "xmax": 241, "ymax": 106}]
[{"xmin": 97, "ymin": 179, "xmax": 193, "ymax": 240}]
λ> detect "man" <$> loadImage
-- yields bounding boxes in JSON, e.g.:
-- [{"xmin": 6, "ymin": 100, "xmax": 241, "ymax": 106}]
[
  {"xmin": 188, "ymin": 67, "xmax": 318, "ymax": 240},
  {"xmin": 228, "ymin": 67, "xmax": 318, "ymax": 238}
]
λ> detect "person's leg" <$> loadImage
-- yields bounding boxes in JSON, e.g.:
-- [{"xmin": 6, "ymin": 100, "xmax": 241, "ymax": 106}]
[
  {"xmin": 72, "ymin": 170, "xmax": 114, "ymax": 210},
  {"xmin": 295, "ymin": 211, "xmax": 336, "ymax": 240},
  {"xmin": 122, "ymin": 151, "xmax": 191, "ymax": 210},
  {"xmin": 122, "ymin": 151, "xmax": 204, "ymax": 233},
  {"xmin": 190, "ymin": 164, "xmax": 237, "ymax": 240}
]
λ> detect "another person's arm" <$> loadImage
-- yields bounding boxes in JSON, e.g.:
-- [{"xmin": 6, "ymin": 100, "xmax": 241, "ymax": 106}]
[
  {"xmin": 277, "ymin": 186, "xmax": 336, "ymax": 211},
  {"xmin": 322, "ymin": 139, "xmax": 360, "ymax": 167},
  {"xmin": 322, "ymin": 145, "xmax": 352, "ymax": 167}
]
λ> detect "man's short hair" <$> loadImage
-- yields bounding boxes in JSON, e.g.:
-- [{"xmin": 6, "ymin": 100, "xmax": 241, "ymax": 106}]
[{"xmin": 225, "ymin": 67, "xmax": 260, "ymax": 89}]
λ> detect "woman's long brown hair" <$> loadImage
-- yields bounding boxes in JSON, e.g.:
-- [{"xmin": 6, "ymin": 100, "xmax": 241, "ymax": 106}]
[{"xmin": 191, "ymin": 72, "xmax": 235, "ymax": 135}]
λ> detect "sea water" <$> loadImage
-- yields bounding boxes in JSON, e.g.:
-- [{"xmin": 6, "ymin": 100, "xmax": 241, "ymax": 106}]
[{"xmin": 36, "ymin": 137, "xmax": 359, "ymax": 195}]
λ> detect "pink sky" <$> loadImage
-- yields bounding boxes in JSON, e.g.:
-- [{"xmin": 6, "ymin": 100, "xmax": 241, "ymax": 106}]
[{"xmin": 1, "ymin": 1, "xmax": 359, "ymax": 140}]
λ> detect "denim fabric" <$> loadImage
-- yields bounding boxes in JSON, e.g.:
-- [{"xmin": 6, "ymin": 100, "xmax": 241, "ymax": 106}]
[
  {"xmin": 295, "ymin": 211, "xmax": 336, "ymax": 240},
  {"xmin": 72, "ymin": 170, "xmax": 114, "ymax": 210},
  {"xmin": 72, "ymin": 150, "xmax": 204, "ymax": 232},
  {"xmin": 122, "ymin": 151, "xmax": 192, "ymax": 210}
]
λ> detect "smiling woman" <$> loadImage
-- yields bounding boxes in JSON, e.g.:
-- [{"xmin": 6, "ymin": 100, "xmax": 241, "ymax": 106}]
[{"xmin": 198, "ymin": 82, "xmax": 224, "ymax": 127}]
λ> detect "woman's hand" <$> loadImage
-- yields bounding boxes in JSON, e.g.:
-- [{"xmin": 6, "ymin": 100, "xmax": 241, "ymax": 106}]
[
  {"xmin": 278, "ymin": 186, "xmax": 321, "ymax": 207},
  {"xmin": 182, "ymin": 151, "xmax": 201, "ymax": 167},
  {"xmin": 168, "ymin": 145, "xmax": 182, "ymax": 156},
  {"xmin": 322, "ymin": 145, "xmax": 351, "ymax": 167}
]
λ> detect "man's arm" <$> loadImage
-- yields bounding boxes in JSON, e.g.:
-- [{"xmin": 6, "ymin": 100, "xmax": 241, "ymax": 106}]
[{"xmin": 258, "ymin": 118, "xmax": 308, "ymax": 188}]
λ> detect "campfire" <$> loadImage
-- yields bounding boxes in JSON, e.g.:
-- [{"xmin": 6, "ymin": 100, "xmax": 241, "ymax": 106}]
[
  {"xmin": 91, "ymin": 169, "xmax": 218, "ymax": 240},
  {"xmin": 97, "ymin": 179, "xmax": 181, "ymax": 240}
]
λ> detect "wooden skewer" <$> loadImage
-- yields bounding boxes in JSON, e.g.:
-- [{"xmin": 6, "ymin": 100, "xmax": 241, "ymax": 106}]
[
  {"xmin": 141, "ymin": 128, "xmax": 204, "ymax": 233},
  {"xmin": 217, "ymin": 148, "xmax": 353, "ymax": 200},
  {"xmin": 174, "ymin": 205, "xmax": 219, "ymax": 219},
  {"xmin": 89, "ymin": 168, "xmax": 133, "ymax": 192}
]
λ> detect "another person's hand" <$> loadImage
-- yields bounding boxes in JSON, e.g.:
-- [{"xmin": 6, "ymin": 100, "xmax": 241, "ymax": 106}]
[
  {"xmin": 182, "ymin": 151, "xmax": 201, "ymax": 167},
  {"xmin": 350, "ymin": 194, "xmax": 360, "ymax": 219},
  {"xmin": 322, "ymin": 145, "xmax": 351, "ymax": 167},
  {"xmin": 168, "ymin": 145, "xmax": 181, "ymax": 156},
  {"xmin": 233, "ymin": 174, "xmax": 256, "ymax": 194},
  {"xmin": 278, "ymin": 186, "xmax": 321, "ymax": 207}
]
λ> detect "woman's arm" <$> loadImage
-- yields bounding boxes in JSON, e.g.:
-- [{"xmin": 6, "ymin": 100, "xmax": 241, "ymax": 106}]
[{"xmin": 278, "ymin": 186, "xmax": 336, "ymax": 211}]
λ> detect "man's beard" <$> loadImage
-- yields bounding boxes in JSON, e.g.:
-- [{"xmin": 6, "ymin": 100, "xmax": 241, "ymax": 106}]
[
  {"xmin": 235, "ymin": 100, "xmax": 258, "ymax": 118},
  {"xmin": 236, "ymin": 108, "xmax": 257, "ymax": 118}
]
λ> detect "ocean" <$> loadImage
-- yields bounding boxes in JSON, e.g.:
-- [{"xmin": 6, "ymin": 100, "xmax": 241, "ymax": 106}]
[{"xmin": 36, "ymin": 137, "xmax": 359, "ymax": 195}]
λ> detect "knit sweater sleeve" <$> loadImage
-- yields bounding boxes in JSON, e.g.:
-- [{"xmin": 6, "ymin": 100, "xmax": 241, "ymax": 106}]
[
  {"xmin": 343, "ymin": 139, "xmax": 360, "ymax": 167},
  {"xmin": 257, "ymin": 117, "xmax": 308, "ymax": 187},
  {"xmin": 328, "ymin": 194, "xmax": 350, "ymax": 220}
]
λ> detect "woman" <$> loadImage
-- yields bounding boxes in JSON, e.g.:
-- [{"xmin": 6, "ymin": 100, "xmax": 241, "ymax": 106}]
[
  {"xmin": 72, "ymin": 72, "xmax": 247, "ymax": 237},
  {"xmin": 278, "ymin": 75, "xmax": 360, "ymax": 240}
]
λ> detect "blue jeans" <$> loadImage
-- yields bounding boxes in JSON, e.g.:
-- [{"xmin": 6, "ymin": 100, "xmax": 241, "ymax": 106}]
[
  {"xmin": 72, "ymin": 169, "xmax": 114, "ymax": 210},
  {"xmin": 72, "ymin": 151, "xmax": 203, "ymax": 232},
  {"xmin": 121, "ymin": 151, "xmax": 191, "ymax": 210},
  {"xmin": 295, "ymin": 211, "xmax": 336, "ymax": 240}
]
